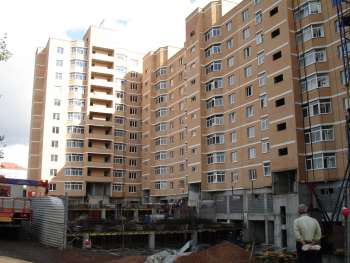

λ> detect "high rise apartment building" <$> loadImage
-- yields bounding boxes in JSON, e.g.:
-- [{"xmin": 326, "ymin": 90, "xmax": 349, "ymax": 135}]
[
  {"xmin": 28, "ymin": 26, "xmax": 143, "ymax": 203},
  {"xmin": 28, "ymin": 0, "xmax": 348, "ymax": 248}
]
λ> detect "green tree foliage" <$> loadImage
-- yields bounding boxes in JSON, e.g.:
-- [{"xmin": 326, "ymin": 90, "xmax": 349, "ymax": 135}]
[{"xmin": 0, "ymin": 34, "xmax": 11, "ymax": 61}]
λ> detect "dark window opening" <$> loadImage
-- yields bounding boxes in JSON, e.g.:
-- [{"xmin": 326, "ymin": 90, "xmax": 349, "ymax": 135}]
[
  {"xmin": 271, "ymin": 28, "xmax": 280, "ymax": 38},
  {"xmin": 273, "ymin": 51, "xmax": 282, "ymax": 60},
  {"xmin": 275, "ymin": 98, "xmax": 285, "ymax": 107},
  {"xmin": 277, "ymin": 122, "xmax": 287, "ymax": 131},
  {"xmin": 278, "ymin": 147, "xmax": 288, "ymax": 156},
  {"xmin": 270, "ymin": 7, "xmax": 278, "ymax": 16},
  {"xmin": 274, "ymin": 74, "xmax": 283, "ymax": 83}
]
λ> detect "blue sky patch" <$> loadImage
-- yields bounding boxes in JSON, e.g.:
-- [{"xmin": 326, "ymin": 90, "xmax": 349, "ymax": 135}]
[{"xmin": 66, "ymin": 28, "xmax": 85, "ymax": 40}]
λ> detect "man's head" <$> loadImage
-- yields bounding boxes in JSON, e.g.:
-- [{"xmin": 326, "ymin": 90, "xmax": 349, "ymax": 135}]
[{"xmin": 298, "ymin": 204, "xmax": 308, "ymax": 215}]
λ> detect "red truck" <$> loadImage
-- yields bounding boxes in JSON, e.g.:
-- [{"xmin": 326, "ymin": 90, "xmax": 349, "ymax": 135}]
[{"xmin": 0, "ymin": 176, "xmax": 48, "ymax": 225}]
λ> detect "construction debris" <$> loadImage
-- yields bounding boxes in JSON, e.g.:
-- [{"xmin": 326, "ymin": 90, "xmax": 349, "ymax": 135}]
[
  {"xmin": 175, "ymin": 241, "xmax": 252, "ymax": 263},
  {"xmin": 255, "ymin": 249, "xmax": 296, "ymax": 263}
]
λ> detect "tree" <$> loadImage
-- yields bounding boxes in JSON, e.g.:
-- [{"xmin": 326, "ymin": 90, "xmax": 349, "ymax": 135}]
[{"xmin": 0, "ymin": 34, "xmax": 11, "ymax": 61}]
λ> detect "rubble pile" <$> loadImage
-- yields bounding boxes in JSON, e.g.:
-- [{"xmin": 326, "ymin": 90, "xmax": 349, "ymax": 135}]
[{"xmin": 175, "ymin": 241, "xmax": 252, "ymax": 263}]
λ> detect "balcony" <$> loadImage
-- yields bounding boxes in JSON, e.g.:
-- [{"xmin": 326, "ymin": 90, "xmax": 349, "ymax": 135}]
[
  {"xmin": 90, "ymin": 79, "xmax": 114, "ymax": 88},
  {"xmin": 86, "ymin": 146, "xmax": 113, "ymax": 155},
  {"xmin": 90, "ymin": 91, "xmax": 114, "ymax": 101},
  {"xmin": 91, "ymin": 66, "xmax": 114, "ymax": 76},
  {"xmin": 87, "ymin": 133, "xmax": 113, "ymax": 141},
  {"xmin": 86, "ymin": 118, "xmax": 113, "ymax": 127},
  {"xmin": 89, "ymin": 105, "xmax": 114, "ymax": 114},
  {"xmin": 92, "ymin": 52, "xmax": 114, "ymax": 62},
  {"xmin": 87, "ymin": 161, "xmax": 113, "ymax": 169}
]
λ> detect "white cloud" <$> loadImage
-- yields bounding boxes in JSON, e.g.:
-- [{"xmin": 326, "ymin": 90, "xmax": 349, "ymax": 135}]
[
  {"xmin": 0, "ymin": 0, "xmax": 240, "ymax": 167},
  {"xmin": 2, "ymin": 144, "xmax": 29, "ymax": 168}
]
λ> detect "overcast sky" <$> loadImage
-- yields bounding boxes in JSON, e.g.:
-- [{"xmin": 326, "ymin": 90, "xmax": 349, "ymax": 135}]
[{"xmin": 0, "ymin": 0, "xmax": 240, "ymax": 168}]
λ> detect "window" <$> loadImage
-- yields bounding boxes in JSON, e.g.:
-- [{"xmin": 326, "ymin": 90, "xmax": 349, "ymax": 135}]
[
  {"xmin": 257, "ymin": 51, "xmax": 264, "ymax": 65},
  {"xmin": 227, "ymin": 38, "xmax": 233, "ymax": 49},
  {"xmin": 53, "ymin": 113, "xmax": 60, "ymax": 120},
  {"xmin": 207, "ymin": 133, "xmax": 225, "ymax": 145},
  {"xmin": 246, "ymin": 85, "xmax": 253, "ymax": 96},
  {"xmin": 249, "ymin": 169, "xmax": 257, "ymax": 181},
  {"xmin": 270, "ymin": 6, "xmax": 278, "ymax": 16},
  {"xmin": 51, "ymin": 140, "xmax": 58, "ymax": 148},
  {"xmin": 274, "ymin": 74, "xmax": 284, "ymax": 83},
  {"xmin": 296, "ymin": 24, "xmax": 324, "ymax": 43},
  {"xmin": 244, "ymin": 66, "xmax": 252, "ymax": 77},
  {"xmin": 64, "ymin": 168, "xmax": 83, "ymax": 176},
  {"xmin": 246, "ymin": 106, "xmax": 255, "ymax": 118},
  {"xmin": 231, "ymin": 150, "xmax": 238, "ymax": 162},
  {"xmin": 229, "ymin": 112, "xmax": 236, "ymax": 123},
  {"xmin": 306, "ymin": 152, "xmax": 336, "ymax": 170},
  {"xmin": 207, "ymin": 171, "xmax": 225, "ymax": 183},
  {"xmin": 112, "ymin": 184, "xmax": 122, "ymax": 192},
  {"xmin": 255, "ymin": 11, "xmax": 262, "ymax": 24},
  {"xmin": 243, "ymin": 27, "xmax": 250, "ymax": 40},
  {"xmin": 304, "ymin": 125, "xmax": 334, "ymax": 144},
  {"xmin": 155, "ymin": 137, "xmax": 168, "ymax": 145},
  {"xmin": 261, "ymin": 140, "xmax": 270, "ymax": 153},
  {"xmin": 206, "ymin": 114, "xmax": 224, "ymax": 127},
  {"xmin": 55, "ymin": 72, "xmax": 62, "ymax": 80},
  {"xmin": 66, "ymin": 153, "xmax": 83, "ymax": 162},
  {"xmin": 129, "ymin": 185, "xmax": 137, "ymax": 193},
  {"xmin": 229, "ymin": 94, "xmax": 236, "ymax": 104},
  {"xmin": 71, "ymin": 47, "xmax": 87, "ymax": 55},
  {"xmin": 67, "ymin": 140, "xmax": 84, "ymax": 148},
  {"xmin": 261, "ymin": 117, "xmax": 269, "ymax": 130},
  {"xmin": 155, "ymin": 151, "xmax": 168, "ymax": 160},
  {"xmin": 248, "ymin": 147, "xmax": 256, "ymax": 160},
  {"xmin": 206, "ymin": 96, "xmax": 224, "ymax": 109},
  {"xmin": 260, "ymin": 94, "xmax": 268, "ymax": 108},
  {"xmin": 263, "ymin": 162, "xmax": 271, "ymax": 176},
  {"xmin": 299, "ymin": 48, "xmax": 326, "ymax": 68},
  {"xmin": 114, "ymin": 143, "xmax": 126, "ymax": 151},
  {"xmin": 226, "ymin": 21, "xmax": 232, "ymax": 31},
  {"xmin": 155, "ymin": 108, "xmax": 168, "ymax": 118},
  {"xmin": 278, "ymin": 147, "xmax": 288, "ymax": 156},
  {"xmin": 256, "ymin": 32, "xmax": 263, "ymax": 44},
  {"xmin": 227, "ymin": 56, "xmax": 234, "ymax": 67},
  {"xmin": 57, "ymin": 47, "xmax": 64, "ymax": 54},
  {"xmin": 231, "ymin": 130, "xmax": 237, "ymax": 143},
  {"xmin": 129, "ymin": 172, "xmax": 138, "ymax": 180},
  {"xmin": 257, "ymin": 72, "xmax": 266, "ymax": 87},
  {"xmin": 155, "ymin": 95, "xmax": 167, "ymax": 104},
  {"xmin": 67, "ymin": 126, "xmax": 84, "ymax": 134},
  {"xmin": 300, "ymin": 73, "xmax": 329, "ymax": 92},
  {"xmin": 56, "ymin": 60, "xmax": 63, "ymax": 67},
  {"xmin": 52, "ymin": 126, "xmax": 59, "ymax": 134},
  {"xmin": 277, "ymin": 122, "xmax": 287, "ymax": 131},
  {"xmin": 113, "ymin": 170, "xmax": 125, "ymax": 177},
  {"xmin": 247, "ymin": 126, "xmax": 255, "ymax": 139},
  {"xmin": 272, "ymin": 51, "xmax": 282, "ymax": 60},
  {"xmin": 243, "ymin": 46, "xmax": 252, "ymax": 59},
  {"xmin": 294, "ymin": 1, "xmax": 322, "ymax": 20},
  {"xmin": 275, "ymin": 98, "xmax": 285, "ymax": 107},
  {"xmin": 114, "ymin": 156, "xmax": 126, "ymax": 164},
  {"xmin": 64, "ymin": 182, "xmax": 83, "ymax": 191},
  {"xmin": 155, "ymin": 181, "xmax": 168, "ymax": 190},
  {"xmin": 68, "ymin": 112, "xmax": 84, "ymax": 121},
  {"xmin": 204, "ymin": 44, "xmax": 221, "ymax": 57},
  {"xmin": 154, "ymin": 166, "xmax": 168, "ymax": 175},
  {"xmin": 242, "ymin": 9, "xmax": 249, "ymax": 21},
  {"xmin": 204, "ymin": 27, "xmax": 220, "ymax": 41},
  {"xmin": 129, "ymin": 159, "xmax": 137, "ymax": 166},
  {"xmin": 49, "ymin": 184, "xmax": 56, "ymax": 191},
  {"xmin": 228, "ymin": 75, "xmax": 236, "ymax": 86},
  {"xmin": 207, "ymin": 152, "xmax": 225, "ymax": 164},
  {"xmin": 302, "ymin": 99, "xmax": 331, "ymax": 117},
  {"xmin": 50, "ymin": 169, "xmax": 57, "ymax": 176},
  {"xmin": 205, "ymin": 78, "xmax": 223, "ymax": 91},
  {"xmin": 154, "ymin": 81, "xmax": 167, "ymax": 91},
  {"xmin": 54, "ymin": 99, "xmax": 61, "ymax": 106},
  {"xmin": 70, "ymin": 72, "xmax": 86, "ymax": 80},
  {"xmin": 271, "ymin": 28, "xmax": 280, "ymax": 38},
  {"xmin": 205, "ymin": 61, "xmax": 221, "ymax": 74}
]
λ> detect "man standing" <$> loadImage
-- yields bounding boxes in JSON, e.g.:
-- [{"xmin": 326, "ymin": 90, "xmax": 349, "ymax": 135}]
[{"xmin": 293, "ymin": 204, "xmax": 322, "ymax": 263}]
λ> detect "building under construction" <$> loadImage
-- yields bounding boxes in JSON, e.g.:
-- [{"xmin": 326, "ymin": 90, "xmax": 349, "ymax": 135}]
[{"xmin": 27, "ymin": 0, "xmax": 350, "ymax": 251}]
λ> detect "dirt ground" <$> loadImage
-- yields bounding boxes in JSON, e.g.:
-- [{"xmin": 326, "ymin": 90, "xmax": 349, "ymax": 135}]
[{"xmin": 0, "ymin": 240, "xmax": 146, "ymax": 263}]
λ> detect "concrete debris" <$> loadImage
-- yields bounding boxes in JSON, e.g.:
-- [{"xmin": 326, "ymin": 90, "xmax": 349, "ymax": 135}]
[
  {"xmin": 145, "ymin": 241, "xmax": 194, "ymax": 263},
  {"xmin": 175, "ymin": 241, "xmax": 251, "ymax": 263}
]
